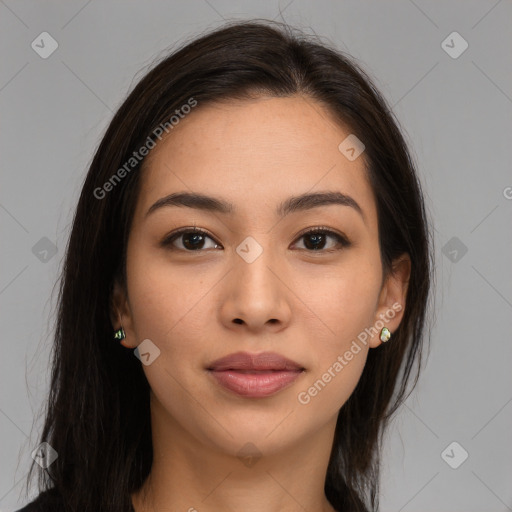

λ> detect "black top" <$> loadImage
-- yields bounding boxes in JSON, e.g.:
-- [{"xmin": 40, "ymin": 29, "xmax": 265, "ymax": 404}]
[
  {"xmin": 15, "ymin": 488, "xmax": 64, "ymax": 512},
  {"xmin": 17, "ymin": 489, "xmax": 338, "ymax": 512},
  {"xmin": 15, "ymin": 488, "xmax": 136, "ymax": 512}
]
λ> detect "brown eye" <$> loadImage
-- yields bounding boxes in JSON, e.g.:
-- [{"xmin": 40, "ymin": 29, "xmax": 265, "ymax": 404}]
[
  {"xmin": 161, "ymin": 227, "xmax": 221, "ymax": 251},
  {"xmin": 293, "ymin": 227, "xmax": 350, "ymax": 252},
  {"xmin": 161, "ymin": 226, "xmax": 350, "ymax": 253}
]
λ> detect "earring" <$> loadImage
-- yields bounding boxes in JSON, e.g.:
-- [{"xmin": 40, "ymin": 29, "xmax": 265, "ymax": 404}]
[
  {"xmin": 380, "ymin": 327, "xmax": 391, "ymax": 343},
  {"xmin": 114, "ymin": 327, "xmax": 126, "ymax": 341},
  {"xmin": 113, "ymin": 308, "xmax": 126, "ymax": 342}
]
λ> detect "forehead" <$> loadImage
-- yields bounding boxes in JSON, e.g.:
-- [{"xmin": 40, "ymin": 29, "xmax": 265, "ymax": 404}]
[{"xmin": 135, "ymin": 95, "xmax": 377, "ymax": 226}]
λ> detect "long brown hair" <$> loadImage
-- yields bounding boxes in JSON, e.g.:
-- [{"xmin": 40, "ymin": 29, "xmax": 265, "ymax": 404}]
[{"xmin": 25, "ymin": 19, "xmax": 433, "ymax": 512}]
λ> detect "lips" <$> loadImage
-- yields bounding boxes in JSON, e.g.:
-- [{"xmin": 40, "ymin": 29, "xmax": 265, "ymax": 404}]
[
  {"xmin": 207, "ymin": 351, "xmax": 305, "ymax": 398},
  {"xmin": 208, "ymin": 351, "xmax": 304, "ymax": 372}
]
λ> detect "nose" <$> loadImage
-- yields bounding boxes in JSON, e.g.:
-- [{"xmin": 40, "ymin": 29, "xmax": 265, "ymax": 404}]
[{"xmin": 219, "ymin": 244, "xmax": 292, "ymax": 333}]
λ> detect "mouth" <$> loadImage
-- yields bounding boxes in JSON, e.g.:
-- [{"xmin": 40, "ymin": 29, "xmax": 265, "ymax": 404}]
[{"xmin": 206, "ymin": 351, "xmax": 305, "ymax": 398}]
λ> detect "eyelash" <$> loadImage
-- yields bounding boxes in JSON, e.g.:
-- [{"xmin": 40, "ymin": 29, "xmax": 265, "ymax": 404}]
[{"xmin": 160, "ymin": 226, "xmax": 351, "ymax": 253}]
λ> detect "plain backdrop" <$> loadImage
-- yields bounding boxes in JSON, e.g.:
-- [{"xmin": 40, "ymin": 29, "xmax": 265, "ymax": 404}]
[{"xmin": 1, "ymin": 1, "xmax": 511, "ymax": 511}]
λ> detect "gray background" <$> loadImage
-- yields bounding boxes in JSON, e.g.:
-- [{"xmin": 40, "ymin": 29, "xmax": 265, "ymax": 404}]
[{"xmin": 1, "ymin": 1, "xmax": 511, "ymax": 511}]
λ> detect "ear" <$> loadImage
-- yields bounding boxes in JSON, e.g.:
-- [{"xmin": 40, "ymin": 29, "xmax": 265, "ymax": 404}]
[
  {"xmin": 368, "ymin": 253, "xmax": 411, "ymax": 348},
  {"xmin": 110, "ymin": 279, "xmax": 137, "ymax": 349}
]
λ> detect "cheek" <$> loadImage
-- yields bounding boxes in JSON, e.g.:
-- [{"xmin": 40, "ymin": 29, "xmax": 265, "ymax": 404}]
[
  {"xmin": 125, "ymin": 246, "xmax": 216, "ymax": 363},
  {"xmin": 125, "ymin": 254, "xmax": 214, "ymax": 418},
  {"xmin": 296, "ymin": 350, "xmax": 367, "ymax": 415},
  {"xmin": 293, "ymin": 257, "xmax": 381, "ymax": 410},
  {"xmin": 295, "ymin": 255, "xmax": 382, "ymax": 346},
  {"xmin": 294, "ymin": 286, "xmax": 374, "ymax": 417}
]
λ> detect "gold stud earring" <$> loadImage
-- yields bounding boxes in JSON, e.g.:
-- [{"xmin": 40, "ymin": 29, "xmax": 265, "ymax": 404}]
[
  {"xmin": 114, "ymin": 327, "xmax": 126, "ymax": 341},
  {"xmin": 380, "ymin": 327, "xmax": 391, "ymax": 343},
  {"xmin": 113, "ymin": 309, "xmax": 126, "ymax": 343}
]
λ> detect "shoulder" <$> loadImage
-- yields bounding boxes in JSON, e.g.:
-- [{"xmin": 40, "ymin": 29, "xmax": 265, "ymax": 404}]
[{"xmin": 14, "ymin": 488, "xmax": 64, "ymax": 512}]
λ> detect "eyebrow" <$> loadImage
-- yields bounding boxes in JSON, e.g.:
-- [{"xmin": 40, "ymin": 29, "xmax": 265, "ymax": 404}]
[{"xmin": 145, "ymin": 190, "xmax": 365, "ymax": 221}]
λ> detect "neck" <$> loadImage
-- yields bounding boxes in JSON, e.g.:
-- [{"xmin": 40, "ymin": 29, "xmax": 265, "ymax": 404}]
[{"xmin": 131, "ymin": 394, "xmax": 338, "ymax": 512}]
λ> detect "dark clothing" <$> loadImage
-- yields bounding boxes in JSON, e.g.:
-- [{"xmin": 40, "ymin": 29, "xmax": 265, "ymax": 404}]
[
  {"xmin": 15, "ymin": 488, "xmax": 136, "ymax": 512},
  {"xmin": 15, "ymin": 488, "xmax": 64, "ymax": 512},
  {"xmin": 16, "ymin": 488, "xmax": 339, "ymax": 511}
]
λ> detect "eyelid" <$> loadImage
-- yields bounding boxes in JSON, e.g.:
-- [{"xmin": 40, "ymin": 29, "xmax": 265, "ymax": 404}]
[
  {"xmin": 293, "ymin": 225, "xmax": 349, "ymax": 244},
  {"xmin": 161, "ymin": 226, "xmax": 219, "ymax": 247},
  {"xmin": 291, "ymin": 226, "xmax": 351, "ymax": 252}
]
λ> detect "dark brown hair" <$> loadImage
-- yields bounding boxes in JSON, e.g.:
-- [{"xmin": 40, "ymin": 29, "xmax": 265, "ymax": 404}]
[{"xmin": 25, "ymin": 19, "xmax": 433, "ymax": 512}]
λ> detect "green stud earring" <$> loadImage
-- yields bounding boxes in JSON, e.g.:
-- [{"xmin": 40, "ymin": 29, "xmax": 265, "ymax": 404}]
[
  {"xmin": 114, "ymin": 327, "xmax": 126, "ymax": 341},
  {"xmin": 380, "ymin": 327, "xmax": 391, "ymax": 343}
]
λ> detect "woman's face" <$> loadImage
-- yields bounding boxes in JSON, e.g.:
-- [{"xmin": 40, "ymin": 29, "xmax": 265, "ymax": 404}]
[{"xmin": 115, "ymin": 95, "xmax": 409, "ymax": 457}]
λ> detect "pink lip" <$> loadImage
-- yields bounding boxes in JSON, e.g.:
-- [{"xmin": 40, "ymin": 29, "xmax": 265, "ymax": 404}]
[{"xmin": 207, "ymin": 351, "xmax": 305, "ymax": 398}]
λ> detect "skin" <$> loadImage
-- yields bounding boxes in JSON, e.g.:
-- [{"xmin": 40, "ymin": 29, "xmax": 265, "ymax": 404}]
[{"xmin": 111, "ymin": 95, "xmax": 410, "ymax": 512}]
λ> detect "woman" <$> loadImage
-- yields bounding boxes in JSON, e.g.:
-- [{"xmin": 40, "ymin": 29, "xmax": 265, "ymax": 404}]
[{"xmin": 18, "ymin": 19, "xmax": 432, "ymax": 512}]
